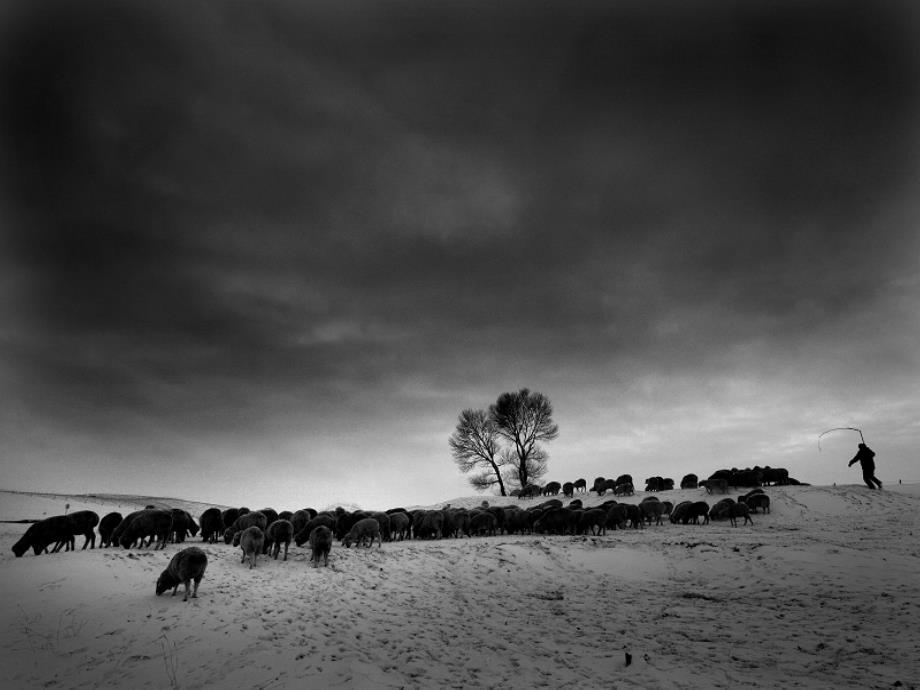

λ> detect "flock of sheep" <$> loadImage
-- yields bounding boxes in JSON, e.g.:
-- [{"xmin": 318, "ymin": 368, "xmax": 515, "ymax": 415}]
[{"xmin": 9, "ymin": 466, "xmax": 789, "ymax": 602}]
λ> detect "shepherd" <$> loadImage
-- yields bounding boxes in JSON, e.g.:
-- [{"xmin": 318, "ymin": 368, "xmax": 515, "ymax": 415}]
[{"xmin": 848, "ymin": 443, "xmax": 883, "ymax": 490}]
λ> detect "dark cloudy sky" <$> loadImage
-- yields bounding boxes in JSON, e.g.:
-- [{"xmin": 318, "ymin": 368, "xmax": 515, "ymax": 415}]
[{"xmin": 2, "ymin": 0, "xmax": 918, "ymax": 509}]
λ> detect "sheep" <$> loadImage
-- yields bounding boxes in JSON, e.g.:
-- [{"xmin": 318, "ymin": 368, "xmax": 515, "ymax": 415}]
[
  {"xmin": 742, "ymin": 493, "xmax": 771, "ymax": 514},
  {"xmin": 606, "ymin": 504, "xmax": 629, "ymax": 530},
  {"xmin": 294, "ymin": 514, "xmax": 337, "ymax": 547},
  {"xmin": 708, "ymin": 498, "xmax": 736, "ymax": 522},
  {"xmin": 221, "ymin": 508, "xmax": 240, "ymax": 531},
  {"xmin": 343, "ymin": 518, "xmax": 382, "ymax": 548},
  {"xmin": 267, "ymin": 519, "xmax": 294, "ymax": 561},
  {"xmin": 579, "ymin": 508, "xmax": 607, "ymax": 535},
  {"xmin": 99, "ymin": 511, "xmax": 123, "ymax": 547},
  {"xmin": 227, "ymin": 511, "xmax": 268, "ymax": 545},
  {"xmin": 573, "ymin": 478, "xmax": 588, "ymax": 493},
  {"xmin": 468, "ymin": 510, "xmax": 497, "ymax": 537},
  {"xmin": 62, "ymin": 510, "xmax": 101, "ymax": 551},
  {"xmin": 12, "ymin": 515, "xmax": 72, "ymax": 557},
  {"xmin": 669, "ymin": 501, "xmax": 693, "ymax": 524},
  {"xmin": 542, "ymin": 481, "xmax": 562, "ymax": 496},
  {"xmin": 562, "ymin": 482, "xmax": 575, "ymax": 497},
  {"xmin": 613, "ymin": 482, "xmax": 634, "ymax": 496},
  {"xmin": 639, "ymin": 498, "xmax": 665, "ymax": 526},
  {"xmin": 310, "ymin": 525, "xmax": 333, "ymax": 567},
  {"xmin": 686, "ymin": 501, "xmax": 710, "ymax": 525},
  {"xmin": 503, "ymin": 507, "xmax": 532, "ymax": 535},
  {"xmin": 414, "ymin": 510, "xmax": 444, "ymax": 540},
  {"xmin": 704, "ymin": 478, "xmax": 729, "ymax": 495},
  {"xmin": 387, "ymin": 511, "xmax": 411, "ymax": 541},
  {"xmin": 120, "ymin": 509, "xmax": 173, "ymax": 550},
  {"xmin": 239, "ymin": 526, "xmax": 264, "ymax": 568},
  {"xmin": 156, "ymin": 546, "xmax": 208, "ymax": 601},
  {"xmin": 591, "ymin": 477, "xmax": 607, "ymax": 494},
  {"xmin": 290, "ymin": 509, "xmax": 310, "ymax": 535},
  {"xmin": 533, "ymin": 508, "xmax": 577, "ymax": 535},
  {"xmin": 169, "ymin": 509, "xmax": 193, "ymax": 543},
  {"xmin": 680, "ymin": 473, "xmax": 699, "ymax": 489},
  {"xmin": 442, "ymin": 508, "xmax": 469, "ymax": 539},
  {"xmin": 623, "ymin": 504, "xmax": 645, "ymax": 529},
  {"xmin": 728, "ymin": 502, "xmax": 754, "ymax": 527},
  {"xmin": 199, "ymin": 508, "xmax": 224, "ymax": 544}
]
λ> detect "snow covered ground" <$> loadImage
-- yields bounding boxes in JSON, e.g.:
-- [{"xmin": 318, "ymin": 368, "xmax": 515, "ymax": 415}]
[{"xmin": 1, "ymin": 484, "xmax": 918, "ymax": 689}]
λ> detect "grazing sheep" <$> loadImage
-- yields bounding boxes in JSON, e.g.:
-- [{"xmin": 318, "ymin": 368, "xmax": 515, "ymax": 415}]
[
  {"xmin": 294, "ymin": 514, "xmax": 338, "ymax": 547},
  {"xmin": 468, "ymin": 511, "xmax": 497, "ymax": 537},
  {"xmin": 606, "ymin": 504, "xmax": 629, "ymax": 530},
  {"xmin": 343, "ymin": 518, "xmax": 382, "ymax": 548},
  {"xmin": 542, "ymin": 481, "xmax": 562, "ymax": 496},
  {"xmin": 290, "ymin": 509, "xmax": 310, "ymax": 535},
  {"xmin": 120, "ymin": 509, "xmax": 173, "ymax": 550},
  {"xmin": 169, "ymin": 509, "xmax": 192, "ymax": 543},
  {"xmin": 562, "ymin": 482, "xmax": 575, "ymax": 497},
  {"xmin": 199, "ymin": 508, "xmax": 224, "ymax": 544},
  {"xmin": 579, "ymin": 508, "xmax": 607, "ymax": 535},
  {"xmin": 573, "ymin": 478, "xmax": 587, "ymax": 493},
  {"xmin": 743, "ymin": 493, "xmax": 771, "ymax": 514},
  {"xmin": 239, "ymin": 526, "xmax": 264, "ymax": 568},
  {"xmin": 267, "ymin": 519, "xmax": 294, "ymax": 560},
  {"xmin": 442, "ymin": 509, "xmax": 470, "ymax": 539},
  {"xmin": 503, "ymin": 507, "xmax": 533, "ymax": 535},
  {"xmin": 623, "ymin": 504, "xmax": 645, "ymax": 529},
  {"xmin": 533, "ymin": 508, "xmax": 577, "ymax": 535},
  {"xmin": 760, "ymin": 467, "xmax": 789, "ymax": 486},
  {"xmin": 645, "ymin": 476, "xmax": 664, "ymax": 492},
  {"xmin": 64, "ymin": 510, "xmax": 101, "ymax": 551},
  {"xmin": 639, "ymin": 498, "xmax": 665, "ymax": 526},
  {"xmin": 278, "ymin": 510, "xmax": 293, "ymax": 522},
  {"xmin": 99, "ymin": 512, "xmax": 123, "ymax": 548},
  {"xmin": 686, "ymin": 501, "xmax": 710, "ymax": 525},
  {"xmin": 309, "ymin": 525, "xmax": 333, "ymax": 567},
  {"xmin": 12, "ymin": 515, "xmax": 72, "ymax": 556},
  {"xmin": 669, "ymin": 501, "xmax": 693, "ymax": 524},
  {"xmin": 221, "ymin": 508, "xmax": 240, "ymax": 531},
  {"xmin": 228, "ymin": 511, "xmax": 268, "ymax": 545},
  {"xmin": 613, "ymin": 482, "xmax": 634, "ymax": 496},
  {"xmin": 680, "ymin": 473, "xmax": 699, "ymax": 489},
  {"xmin": 387, "ymin": 511, "xmax": 411, "ymax": 541},
  {"xmin": 728, "ymin": 502, "xmax": 754, "ymax": 527},
  {"xmin": 156, "ymin": 546, "xmax": 208, "ymax": 601},
  {"xmin": 708, "ymin": 499, "xmax": 736, "ymax": 522},
  {"xmin": 705, "ymin": 478, "xmax": 729, "ymax": 495},
  {"xmin": 591, "ymin": 477, "xmax": 607, "ymax": 494},
  {"xmin": 414, "ymin": 510, "xmax": 445, "ymax": 540}
]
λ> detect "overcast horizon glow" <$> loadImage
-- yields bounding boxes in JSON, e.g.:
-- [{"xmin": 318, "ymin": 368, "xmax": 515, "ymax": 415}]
[{"xmin": 1, "ymin": 0, "xmax": 918, "ymax": 511}]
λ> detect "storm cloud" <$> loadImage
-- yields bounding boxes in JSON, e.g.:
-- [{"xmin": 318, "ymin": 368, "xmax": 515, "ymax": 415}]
[{"xmin": 2, "ymin": 0, "xmax": 918, "ymax": 506}]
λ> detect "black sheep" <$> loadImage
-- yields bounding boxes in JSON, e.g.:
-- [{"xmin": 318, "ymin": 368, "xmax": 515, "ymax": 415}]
[
  {"xmin": 98, "ymin": 511, "xmax": 123, "ymax": 547},
  {"xmin": 199, "ymin": 508, "xmax": 224, "ymax": 544},
  {"xmin": 156, "ymin": 547, "xmax": 208, "ymax": 601},
  {"xmin": 119, "ymin": 509, "xmax": 173, "ymax": 550},
  {"xmin": 309, "ymin": 525, "xmax": 332, "ymax": 567},
  {"xmin": 267, "ymin": 519, "xmax": 294, "ymax": 560}
]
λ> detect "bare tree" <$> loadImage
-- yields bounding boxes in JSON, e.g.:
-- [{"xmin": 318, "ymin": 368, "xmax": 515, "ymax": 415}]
[
  {"xmin": 449, "ymin": 408, "xmax": 509, "ymax": 495},
  {"xmin": 489, "ymin": 388, "xmax": 559, "ymax": 490}
]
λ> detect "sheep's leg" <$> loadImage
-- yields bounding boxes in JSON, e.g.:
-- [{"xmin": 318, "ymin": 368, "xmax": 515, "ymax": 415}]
[
  {"xmin": 192, "ymin": 577, "xmax": 201, "ymax": 598},
  {"xmin": 182, "ymin": 581, "xmax": 191, "ymax": 602}
]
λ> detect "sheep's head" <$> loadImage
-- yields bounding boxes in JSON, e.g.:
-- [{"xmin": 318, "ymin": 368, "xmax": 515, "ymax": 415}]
[{"xmin": 155, "ymin": 570, "xmax": 174, "ymax": 596}]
